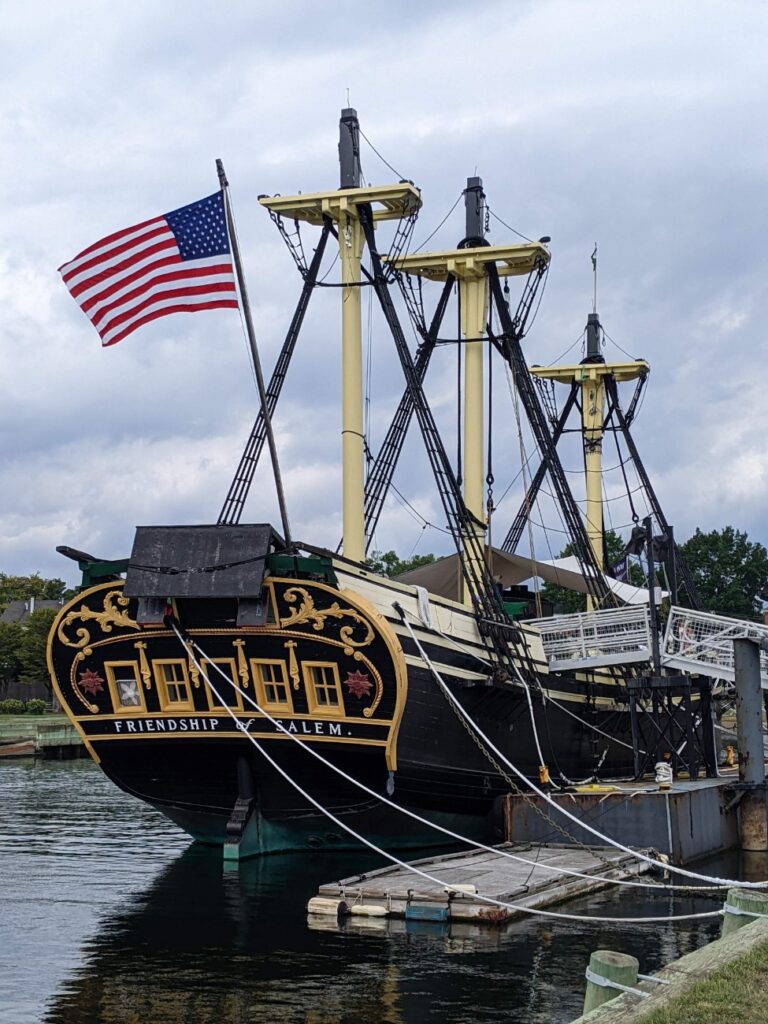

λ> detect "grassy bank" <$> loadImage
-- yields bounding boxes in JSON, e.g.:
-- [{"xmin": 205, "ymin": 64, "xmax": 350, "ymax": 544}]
[
  {"xmin": 638, "ymin": 940, "xmax": 768, "ymax": 1024},
  {"xmin": 0, "ymin": 712, "xmax": 68, "ymax": 740}
]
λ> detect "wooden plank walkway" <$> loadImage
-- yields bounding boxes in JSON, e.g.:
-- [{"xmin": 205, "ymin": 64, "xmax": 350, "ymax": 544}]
[{"xmin": 313, "ymin": 843, "xmax": 651, "ymax": 925}]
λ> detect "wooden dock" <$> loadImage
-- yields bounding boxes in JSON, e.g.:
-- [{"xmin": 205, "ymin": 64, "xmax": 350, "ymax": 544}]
[
  {"xmin": 311, "ymin": 843, "xmax": 651, "ymax": 926},
  {"xmin": 0, "ymin": 714, "xmax": 85, "ymax": 759}
]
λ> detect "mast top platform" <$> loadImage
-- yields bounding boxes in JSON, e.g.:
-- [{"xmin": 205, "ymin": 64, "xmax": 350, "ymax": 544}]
[
  {"xmin": 386, "ymin": 241, "xmax": 550, "ymax": 281},
  {"xmin": 530, "ymin": 359, "xmax": 648, "ymax": 384},
  {"xmin": 259, "ymin": 183, "xmax": 421, "ymax": 225}
]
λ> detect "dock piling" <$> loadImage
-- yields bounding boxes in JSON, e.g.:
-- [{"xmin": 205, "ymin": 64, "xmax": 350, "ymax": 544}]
[
  {"xmin": 582, "ymin": 949, "xmax": 640, "ymax": 1014},
  {"xmin": 721, "ymin": 887, "xmax": 768, "ymax": 937},
  {"xmin": 733, "ymin": 638, "xmax": 768, "ymax": 851}
]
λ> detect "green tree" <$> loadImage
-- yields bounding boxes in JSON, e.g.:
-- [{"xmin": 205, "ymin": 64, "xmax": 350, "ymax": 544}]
[
  {"xmin": 680, "ymin": 526, "xmax": 768, "ymax": 621},
  {"xmin": 17, "ymin": 607, "xmax": 58, "ymax": 692},
  {"xmin": 0, "ymin": 622, "xmax": 23, "ymax": 693},
  {"xmin": 0, "ymin": 573, "xmax": 69, "ymax": 609},
  {"xmin": 541, "ymin": 530, "xmax": 641, "ymax": 614},
  {"xmin": 367, "ymin": 550, "xmax": 437, "ymax": 578}
]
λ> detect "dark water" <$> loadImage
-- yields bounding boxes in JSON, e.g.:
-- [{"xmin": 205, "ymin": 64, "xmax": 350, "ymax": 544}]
[{"xmin": 1, "ymin": 760, "xmax": 738, "ymax": 1024}]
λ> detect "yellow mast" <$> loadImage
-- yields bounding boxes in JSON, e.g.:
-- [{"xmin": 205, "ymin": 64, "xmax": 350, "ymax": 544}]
[
  {"xmin": 530, "ymin": 314, "xmax": 647, "ymax": 609},
  {"xmin": 461, "ymin": 179, "xmax": 488, "ymax": 606},
  {"xmin": 259, "ymin": 110, "xmax": 420, "ymax": 563},
  {"xmin": 389, "ymin": 207, "xmax": 549, "ymax": 605}
]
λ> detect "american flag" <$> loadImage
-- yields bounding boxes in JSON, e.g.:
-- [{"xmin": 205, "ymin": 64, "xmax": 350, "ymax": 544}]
[{"xmin": 59, "ymin": 192, "xmax": 238, "ymax": 347}]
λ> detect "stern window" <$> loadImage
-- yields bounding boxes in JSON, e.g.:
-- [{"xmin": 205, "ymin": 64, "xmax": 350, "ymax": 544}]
[
  {"xmin": 251, "ymin": 659, "xmax": 293, "ymax": 713},
  {"xmin": 153, "ymin": 659, "xmax": 194, "ymax": 712},
  {"xmin": 302, "ymin": 662, "xmax": 343, "ymax": 717},
  {"xmin": 202, "ymin": 658, "xmax": 242, "ymax": 711},
  {"xmin": 104, "ymin": 661, "xmax": 145, "ymax": 713}
]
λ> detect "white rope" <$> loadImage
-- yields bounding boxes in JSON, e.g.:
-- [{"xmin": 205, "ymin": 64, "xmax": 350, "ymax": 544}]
[
  {"xmin": 584, "ymin": 965, "xmax": 649, "ymax": 998},
  {"xmin": 405, "ymin": 604, "xmax": 641, "ymax": 759},
  {"xmin": 399, "ymin": 614, "xmax": 768, "ymax": 891},
  {"xmin": 169, "ymin": 625, "xmax": 724, "ymax": 921},
  {"xmin": 180, "ymin": 633, "xmax": 704, "ymax": 893}
]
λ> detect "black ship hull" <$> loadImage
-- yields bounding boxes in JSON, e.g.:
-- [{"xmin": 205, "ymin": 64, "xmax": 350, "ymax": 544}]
[{"xmin": 46, "ymin": 561, "xmax": 656, "ymax": 856}]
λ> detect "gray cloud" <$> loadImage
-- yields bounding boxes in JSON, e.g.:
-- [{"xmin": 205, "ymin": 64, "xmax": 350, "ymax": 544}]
[{"xmin": 1, "ymin": 0, "xmax": 767, "ymax": 585}]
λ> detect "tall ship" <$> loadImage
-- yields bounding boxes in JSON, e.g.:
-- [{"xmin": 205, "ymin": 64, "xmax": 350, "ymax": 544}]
[{"xmin": 47, "ymin": 110, "xmax": 718, "ymax": 857}]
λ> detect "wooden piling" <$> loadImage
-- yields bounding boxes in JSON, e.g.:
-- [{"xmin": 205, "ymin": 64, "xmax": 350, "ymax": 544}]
[
  {"xmin": 721, "ymin": 887, "xmax": 768, "ymax": 937},
  {"xmin": 733, "ymin": 638, "xmax": 768, "ymax": 851},
  {"xmin": 583, "ymin": 949, "xmax": 640, "ymax": 1014}
]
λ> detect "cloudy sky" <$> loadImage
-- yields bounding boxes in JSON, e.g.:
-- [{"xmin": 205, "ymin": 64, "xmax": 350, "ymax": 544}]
[{"xmin": 1, "ymin": 0, "xmax": 766, "ymax": 586}]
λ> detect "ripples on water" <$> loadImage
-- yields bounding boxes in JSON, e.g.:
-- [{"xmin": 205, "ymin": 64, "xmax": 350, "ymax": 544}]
[{"xmin": 1, "ymin": 759, "xmax": 729, "ymax": 1023}]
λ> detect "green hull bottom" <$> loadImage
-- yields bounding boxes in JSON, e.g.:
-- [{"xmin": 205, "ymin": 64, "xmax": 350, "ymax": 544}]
[{"xmin": 156, "ymin": 801, "xmax": 493, "ymax": 860}]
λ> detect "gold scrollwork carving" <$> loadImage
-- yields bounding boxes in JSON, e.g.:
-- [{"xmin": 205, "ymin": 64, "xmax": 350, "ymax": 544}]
[
  {"xmin": 134, "ymin": 641, "xmax": 152, "ymax": 690},
  {"xmin": 71, "ymin": 650, "xmax": 99, "ymax": 713},
  {"xmin": 284, "ymin": 640, "xmax": 300, "ymax": 689},
  {"xmin": 280, "ymin": 587, "xmax": 374, "ymax": 648},
  {"xmin": 232, "ymin": 639, "xmax": 249, "ymax": 687},
  {"xmin": 58, "ymin": 591, "xmax": 139, "ymax": 650}
]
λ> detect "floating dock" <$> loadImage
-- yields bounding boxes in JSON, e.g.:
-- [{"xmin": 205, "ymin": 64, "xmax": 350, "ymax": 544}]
[
  {"xmin": 503, "ymin": 776, "xmax": 740, "ymax": 863},
  {"xmin": 310, "ymin": 843, "xmax": 651, "ymax": 926}
]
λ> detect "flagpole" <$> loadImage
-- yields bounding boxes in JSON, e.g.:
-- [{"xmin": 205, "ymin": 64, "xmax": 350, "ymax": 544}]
[{"xmin": 216, "ymin": 159, "xmax": 293, "ymax": 550}]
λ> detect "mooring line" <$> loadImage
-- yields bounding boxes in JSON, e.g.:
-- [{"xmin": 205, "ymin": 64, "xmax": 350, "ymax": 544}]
[
  {"xmin": 179, "ymin": 630, "xmax": 712, "ymax": 892},
  {"xmin": 168, "ymin": 624, "xmax": 727, "ymax": 921},
  {"xmin": 397, "ymin": 612, "xmax": 768, "ymax": 891}
]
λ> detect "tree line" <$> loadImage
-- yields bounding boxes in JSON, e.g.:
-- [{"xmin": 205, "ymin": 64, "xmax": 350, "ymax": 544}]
[
  {"xmin": 370, "ymin": 525, "xmax": 768, "ymax": 622},
  {"xmin": 0, "ymin": 573, "xmax": 74, "ymax": 694}
]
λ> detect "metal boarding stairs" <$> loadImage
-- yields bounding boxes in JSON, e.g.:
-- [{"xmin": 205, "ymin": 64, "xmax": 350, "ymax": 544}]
[{"xmin": 523, "ymin": 605, "xmax": 768, "ymax": 685}]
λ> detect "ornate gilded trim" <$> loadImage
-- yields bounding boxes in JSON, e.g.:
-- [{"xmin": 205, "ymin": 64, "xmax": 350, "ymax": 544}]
[
  {"xmin": 70, "ymin": 650, "xmax": 99, "ymax": 713},
  {"xmin": 134, "ymin": 641, "xmax": 152, "ymax": 690},
  {"xmin": 57, "ymin": 590, "xmax": 139, "ymax": 649},
  {"xmin": 284, "ymin": 640, "xmax": 300, "ymax": 690},
  {"xmin": 279, "ymin": 587, "xmax": 374, "ymax": 648},
  {"xmin": 232, "ymin": 639, "xmax": 249, "ymax": 687}
]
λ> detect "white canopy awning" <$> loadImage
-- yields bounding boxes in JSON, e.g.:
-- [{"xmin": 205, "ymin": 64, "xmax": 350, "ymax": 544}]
[{"xmin": 396, "ymin": 548, "xmax": 665, "ymax": 606}]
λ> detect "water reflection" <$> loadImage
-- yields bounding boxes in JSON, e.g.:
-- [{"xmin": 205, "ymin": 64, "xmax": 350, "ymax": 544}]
[{"xmin": 2, "ymin": 761, "xmax": 731, "ymax": 1024}]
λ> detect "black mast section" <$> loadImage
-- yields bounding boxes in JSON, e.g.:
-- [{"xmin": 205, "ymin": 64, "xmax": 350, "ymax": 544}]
[
  {"xmin": 487, "ymin": 266, "xmax": 614, "ymax": 607},
  {"xmin": 501, "ymin": 380, "xmax": 579, "ymax": 553},
  {"xmin": 363, "ymin": 275, "xmax": 454, "ymax": 550},
  {"xmin": 218, "ymin": 222, "xmax": 331, "ymax": 526}
]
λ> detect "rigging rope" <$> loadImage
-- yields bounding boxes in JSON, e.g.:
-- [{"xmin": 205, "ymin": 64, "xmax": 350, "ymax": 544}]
[
  {"xmin": 399, "ymin": 615, "xmax": 768, "ymax": 890},
  {"xmin": 171, "ymin": 625, "xmax": 731, "ymax": 906}
]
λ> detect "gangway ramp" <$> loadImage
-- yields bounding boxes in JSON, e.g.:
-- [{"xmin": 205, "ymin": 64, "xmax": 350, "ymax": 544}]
[
  {"xmin": 662, "ymin": 607, "xmax": 768, "ymax": 685},
  {"xmin": 524, "ymin": 603, "xmax": 768, "ymax": 684},
  {"xmin": 523, "ymin": 605, "xmax": 652, "ymax": 672}
]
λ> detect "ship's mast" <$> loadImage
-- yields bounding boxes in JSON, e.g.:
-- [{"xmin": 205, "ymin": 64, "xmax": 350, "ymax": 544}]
[
  {"xmin": 530, "ymin": 311, "xmax": 647, "ymax": 609},
  {"xmin": 338, "ymin": 109, "xmax": 365, "ymax": 563},
  {"xmin": 258, "ymin": 110, "xmax": 420, "ymax": 563},
  {"xmin": 390, "ymin": 193, "xmax": 549, "ymax": 606},
  {"xmin": 461, "ymin": 177, "xmax": 488, "ymax": 604}
]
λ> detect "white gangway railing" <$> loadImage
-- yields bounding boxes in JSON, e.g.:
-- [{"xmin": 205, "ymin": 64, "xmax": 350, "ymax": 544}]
[
  {"xmin": 522, "ymin": 605, "xmax": 652, "ymax": 672},
  {"xmin": 662, "ymin": 606, "xmax": 768, "ymax": 685}
]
